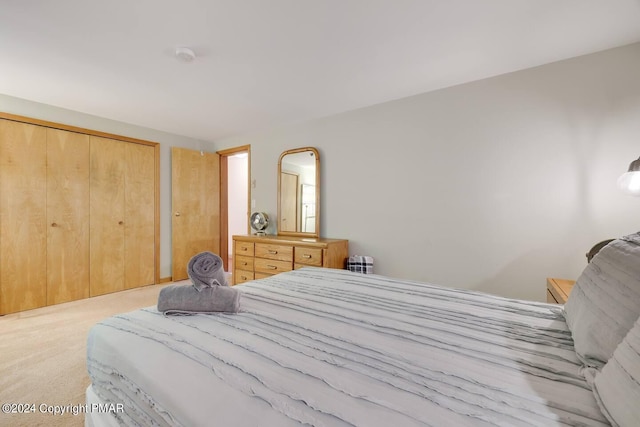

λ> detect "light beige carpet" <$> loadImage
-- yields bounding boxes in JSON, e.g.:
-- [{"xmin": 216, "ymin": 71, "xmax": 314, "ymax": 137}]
[{"xmin": 0, "ymin": 284, "xmax": 171, "ymax": 427}]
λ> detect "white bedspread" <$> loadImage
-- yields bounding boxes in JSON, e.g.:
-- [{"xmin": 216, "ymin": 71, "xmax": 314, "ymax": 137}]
[{"xmin": 86, "ymin": 268, "xmax": 608, "ymax": 426}]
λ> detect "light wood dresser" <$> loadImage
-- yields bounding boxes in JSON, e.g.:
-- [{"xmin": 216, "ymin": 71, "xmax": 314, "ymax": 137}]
[
  {"xmin": 232, "ymin": 235, "xmax": 349, "ymax": 285},
  {"xmin": 546, "ymin": 278, "xmax": 576, "ymax": 304}
]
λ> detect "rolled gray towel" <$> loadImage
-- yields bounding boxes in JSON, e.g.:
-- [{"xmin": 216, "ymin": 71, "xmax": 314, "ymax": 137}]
[
  {"xmin": 187, "ymin": 252, "xmax": 227, "ymax": 291},
  {"xmin": 157, "ymin": 283, "xmax": 241, "ymax": 315}
]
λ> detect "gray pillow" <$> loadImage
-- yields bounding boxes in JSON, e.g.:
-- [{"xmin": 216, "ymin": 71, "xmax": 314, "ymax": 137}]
[
  {"xmin": 593, "ymin": 316, "xmax": 640, "ymax": 427},
  {"xmin": 564, "ymin": 232, "xmax": 640, "ymax": 368}
]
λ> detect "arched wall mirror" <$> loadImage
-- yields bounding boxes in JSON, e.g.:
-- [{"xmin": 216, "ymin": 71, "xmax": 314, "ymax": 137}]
[{"xmin": 277, "ymin": 147, "xmax": 320, "ymax": 238}]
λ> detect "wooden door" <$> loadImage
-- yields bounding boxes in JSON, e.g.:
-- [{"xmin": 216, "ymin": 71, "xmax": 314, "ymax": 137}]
[
  {"xmin": 46, "ymin": 128, "xmax": 90, "ymax": 305},
  {"xmin": 124, "ymin": 143, "xmax": 155, "ymax": 289},
  {"xmin": 90, "ymin": 136, "xmax": 126, "ymax": 296},
  {"xmin": 0, "ymin": 119, "xmax": 47, "ymax": 314},
  {"xmin": 280, "ymin": 172, "xmax": 298, "ymax": 232},
  {"xmin": 171, "ymin": 147, "xmax": 220, "ymax": 280}
]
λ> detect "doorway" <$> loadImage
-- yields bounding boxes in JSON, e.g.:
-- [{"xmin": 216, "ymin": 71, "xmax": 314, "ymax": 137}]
[{"xmin": 218, "ymin": 145, "xmax": 250, "ymax": 273}]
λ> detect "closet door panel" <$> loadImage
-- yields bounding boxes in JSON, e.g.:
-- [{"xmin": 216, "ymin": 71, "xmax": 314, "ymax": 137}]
[
  {"xmin": 0, "ymin": 120, "xmax": 47, "ymax": 314},
  {"xmin": 124, "ymin": 143, "xmax": 155, "ymax": 289},
  {"xmin": 90, "ymin": 136, "xmax": 125, "ymax": 296},
  {"xmin": 46, "ymin": 128, "xmax": 90, "ymax": 305}
]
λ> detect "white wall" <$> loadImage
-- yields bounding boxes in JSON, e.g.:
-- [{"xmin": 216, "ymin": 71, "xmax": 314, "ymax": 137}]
[
  {"xmin": 0, "ymin": 94, "xmax": 207, "ymax": 279},
  {"xmin": 216, "ymin": 43, "xmax": 640, "ymax": 301},
  {"xmin": 227, "ymin": 154, "xmax": 249, "ymax": 257}
]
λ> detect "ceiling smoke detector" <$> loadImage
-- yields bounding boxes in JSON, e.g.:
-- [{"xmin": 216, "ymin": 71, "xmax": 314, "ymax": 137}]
[{"xmin": 174, "ymin": 47, "xmax": 196, "ymax": 63}]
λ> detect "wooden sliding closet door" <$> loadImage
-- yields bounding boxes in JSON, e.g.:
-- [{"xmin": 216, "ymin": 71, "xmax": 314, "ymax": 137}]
[
  {"xmin": 90, "ymin": 136, "xmax": 126, "ymax": 296},
  {"xmin": 124, "ymin": 143, "xmax": 155, "ymax": 289},
  {"xmin": 0, "ymin": 113, "xmax": 159, "ymax": 312},
  {"xmin": 90, "ymin": 136, "xmax": 156, "ymax": 296},
  {"xmin": 46, "ymin": 128, "xmax": 90, "ymax": 305},
  {"xmin": 171, "ymin": 147, "xmax": 220, "ymax": 281},
  {"xmin": 0, "ymin": 120, "xmax": 47, "ymax": 314}
]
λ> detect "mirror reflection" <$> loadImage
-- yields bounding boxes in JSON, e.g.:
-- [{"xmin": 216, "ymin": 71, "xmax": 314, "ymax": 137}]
[{"xmin": 278, "ymin": 147, "xmax": 319, "ymax": 237}]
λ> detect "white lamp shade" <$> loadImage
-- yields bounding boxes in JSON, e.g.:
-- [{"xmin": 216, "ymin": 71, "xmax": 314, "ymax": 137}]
[{"xmin": 618, "ymin": 171, "xmax": 640, "ymax": 196}]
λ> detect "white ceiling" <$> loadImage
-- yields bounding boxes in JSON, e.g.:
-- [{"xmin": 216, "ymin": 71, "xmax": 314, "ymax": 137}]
[{"xmin": 2, "ymin": 0, "xmax": 640, "ymax": 142}]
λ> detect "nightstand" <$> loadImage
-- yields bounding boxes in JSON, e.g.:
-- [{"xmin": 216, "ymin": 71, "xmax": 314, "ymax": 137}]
[{"xmin": 546, "ymin": 278, "xmax": 576, "ymax": 304}]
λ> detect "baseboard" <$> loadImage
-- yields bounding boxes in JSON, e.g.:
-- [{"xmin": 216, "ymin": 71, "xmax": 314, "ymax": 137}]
[{"xmin": 159, "ymin": 276, "xmax": 172, "ymax": 284}]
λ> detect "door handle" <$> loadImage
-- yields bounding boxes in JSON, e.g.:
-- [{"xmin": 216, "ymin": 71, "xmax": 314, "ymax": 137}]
[{"xmin": 175, "ymin": 212, "xmax": 181, "ymax": 217}]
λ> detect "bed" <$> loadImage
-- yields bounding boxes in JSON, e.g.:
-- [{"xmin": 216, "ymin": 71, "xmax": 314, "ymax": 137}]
[{"xmin": 86, "ymin": 234, "xmax": 640, "ymax": 427}]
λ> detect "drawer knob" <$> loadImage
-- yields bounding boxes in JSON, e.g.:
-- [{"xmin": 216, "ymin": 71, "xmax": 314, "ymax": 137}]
[
  {"xmin": 267, "ymin": 265, "xmax": 278, "ymax": 270},
  {"xmin": 302, "ymin": 254, "xmax": 312, "ymax": 259},
  {"xmin": 268, "ymin": 250, "xmax": 278, "ymax": 254},
  {"xmin": 241, "ymin": 247, "xmax": 247, "ymax": 251}
]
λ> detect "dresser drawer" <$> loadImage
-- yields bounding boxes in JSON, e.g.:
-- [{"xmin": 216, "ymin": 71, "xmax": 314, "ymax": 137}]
[
  {"xmin": 234, "ymin": 269, "xmax": 254, "ymax": 285},
  {"xmin": 255, "ymin": 243, "xmax": 293, "ymax": 261},
  {"xmin": 294, "ymin": 263, "xmax": 316, "ymax": 270},
  {"xmin": 254, "ymin": 258, "xmax": 292, "ymax": 274},
  {"xmin": 294, "ymin": 246, "xmax": 323, "ymax": 266},
  {"xmin": 235, "ymin": 241, "xmax": 255, "ymax": 256},
  {"xmin": 546, "ymin": 278, "xmax": 574, "ymax": 304},
  {"xmin": 234, "ymin": 255, "xmax": 254, "ymax": 271}
]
